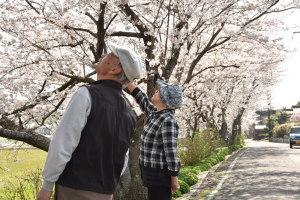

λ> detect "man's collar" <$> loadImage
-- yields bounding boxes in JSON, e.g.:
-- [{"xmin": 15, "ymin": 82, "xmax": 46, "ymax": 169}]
[{"xmin": 92, "ymin": 79, "xmax": 122, "ymax": 90}]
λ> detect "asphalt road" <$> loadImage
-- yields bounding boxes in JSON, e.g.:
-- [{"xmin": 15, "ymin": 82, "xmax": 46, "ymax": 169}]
[{"xmin": 200, "ymin": 140, "xmax": 300, "ymax": 200}]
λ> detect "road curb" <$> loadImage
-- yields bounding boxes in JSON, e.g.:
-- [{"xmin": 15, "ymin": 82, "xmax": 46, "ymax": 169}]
[{"xmin": 177, "ymin": 147, "xmax": 247, "ymax": 200}]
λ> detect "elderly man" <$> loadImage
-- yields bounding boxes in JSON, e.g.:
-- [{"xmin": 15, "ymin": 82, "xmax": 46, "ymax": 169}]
[{"xmin": 37, "ymin": 43, "xmax": 144, "ymax": 200}]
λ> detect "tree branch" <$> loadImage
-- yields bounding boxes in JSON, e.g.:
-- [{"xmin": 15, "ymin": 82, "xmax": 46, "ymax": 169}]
[
  {"xmin": 210, "ymin": 36, "xmax": 231, "ymax": 49},
  {"xmin": 108, "ymin": 31, "xmax": 144, "ymax": 38},
  {"xmin": 7, "ymin": 95, "xmax": 50, "ymax": 116},
  {"xmin": 0, "ymin": 128, "xmax": 50, "ymax": 151},
  {"xmin": 38, "ymin": 96, "xmax": 67, "ymax": 126},
  {"xmin": 106, "ymin": 13, "xmax": 118, "ymax": 30},
  {"xmin": 118, "ymin": 4, "xmax": 150, "ymax": 35},
  {"xmin": 161, "ymin": 7, "xmax": 194, "ymax": 81},
  {"xmin": 38, "ymin": 80, "xmax": 47, "ymax": 94},
  {"xmin": 29, "ymin": 41, "xmax": 52, "ymax": 55},
  {"xmin": 0, "ymin": 61, "xmax": 40, "ymax": 80},
  {"xmin": 95, "ymin": 3, "xmax": 107, "ymax": 61},
  {"xmin": 85, "ymin": 12, "xmax": 97, "ymax": 24},
  {"xmin": 214, "ymin": 2, "xmax": 235, "ymax": 18},
  {"xmin": 3, "ymin": 76, "xmax": 86, "ymax": 117},
  {"xmin": 119, "ymin": 3, "xmax": 157, "ymax": 96},
  {"xmin": 54, "ymin": 71, "xmax": 94, "ymax": 83},
  {"xmin": 51, "ymin": 40, "xmax": 84, "ymax": 48},
  {"xmin": 184, "ymin": 22, "xmax": 226, "ymax": 84},
  {"xmin": 64, "ymin": 25, "xmax": 97, "ymax": 38},
  {"xmin": 190, "ymin": 64, "xmax": 240, "ymax": 80},
  {"xmin": 266, "ymin": 6, "xmax": 299, "ymax": 13},
  {"xmin": 242, "ymin": 0, "xmax": 279, "ymax": 28},
  {"xmin": 25, "ymin": 0, "xmax": 40, "ymax": 14}
]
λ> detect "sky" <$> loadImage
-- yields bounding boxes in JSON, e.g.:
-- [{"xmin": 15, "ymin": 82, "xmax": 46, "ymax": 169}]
[{"xmin": 271, "ymin": 9, "xmax": 300, "ymax": 109}]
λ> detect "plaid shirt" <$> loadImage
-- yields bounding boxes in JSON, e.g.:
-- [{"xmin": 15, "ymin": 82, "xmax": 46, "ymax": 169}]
[{"xmin": 131, "ymin": 87, "xmax": 180, "ymax": 176}]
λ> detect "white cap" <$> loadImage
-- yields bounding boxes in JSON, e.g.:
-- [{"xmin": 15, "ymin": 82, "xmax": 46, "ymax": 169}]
[{"xmin": 107, "ymin": 42, "xmax": 145, "ymax": 81}]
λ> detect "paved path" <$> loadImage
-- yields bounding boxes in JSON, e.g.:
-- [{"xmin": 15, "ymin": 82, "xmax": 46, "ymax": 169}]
[{"xmin": 197, "ymin": 140, "xmax": 300, "ymax": 200}]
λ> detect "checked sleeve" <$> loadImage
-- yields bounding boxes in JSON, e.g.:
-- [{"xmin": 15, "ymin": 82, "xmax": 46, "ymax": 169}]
[
  {"xmin": 161, "ymin": 117, "xmax": 180, "ymax": 176},
  {"xmin": 131, "ymin": 87, "xmax": 156, "ymax": 117}
]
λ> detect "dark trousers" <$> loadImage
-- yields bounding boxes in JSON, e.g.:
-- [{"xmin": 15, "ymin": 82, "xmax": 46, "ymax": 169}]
[{"xmin": 147, "ymin": 186, "xmax": 171, "ymax": 200}]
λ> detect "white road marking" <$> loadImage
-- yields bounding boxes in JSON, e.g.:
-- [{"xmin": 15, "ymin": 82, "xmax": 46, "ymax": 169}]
[{"xmin": 207, "ymin": 150, "xmax": 247, "ymax": 200}]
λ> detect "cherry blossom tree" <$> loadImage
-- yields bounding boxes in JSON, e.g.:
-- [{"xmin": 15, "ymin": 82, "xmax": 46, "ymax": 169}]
[
  {"xmin": 0, "ymin": 0, "xmax": 299, "ymax": 199},
  {"xmin": 177, "ymin": 18, "xmax": 285, "ymax": 133}
]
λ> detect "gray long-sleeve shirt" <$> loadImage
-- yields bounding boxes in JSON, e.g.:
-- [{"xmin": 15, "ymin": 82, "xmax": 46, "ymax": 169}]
[{"xmin": 42, "ymin": 87, "xmax": 129, "ymax": 191}]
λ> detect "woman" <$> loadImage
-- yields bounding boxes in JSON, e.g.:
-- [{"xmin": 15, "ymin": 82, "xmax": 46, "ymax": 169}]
[{"xmin": 126, "ymin": 80, "xmax": 182, "ymax": 200}]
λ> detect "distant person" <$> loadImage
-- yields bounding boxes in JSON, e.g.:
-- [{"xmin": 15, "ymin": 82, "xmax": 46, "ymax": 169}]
[
  {"xmin": 37, "ymin": 43, "xmax": 145, "ymax": 200},
  {"xmin": 125, "ymin": 80, "xmax": 183, "ymax": 200}
]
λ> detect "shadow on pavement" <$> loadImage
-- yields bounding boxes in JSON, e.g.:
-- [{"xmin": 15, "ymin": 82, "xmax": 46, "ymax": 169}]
[{"xmin": 198, "ymin": 143, "xmax": 300, "ymax": 200}]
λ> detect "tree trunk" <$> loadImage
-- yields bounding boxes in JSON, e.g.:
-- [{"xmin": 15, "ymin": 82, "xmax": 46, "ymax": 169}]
[
  {"xmin": 219, "ymin": 108, "xmax": 228, "ymax": 142},
  {"xmin": 230, "ymin": 109, "xmax": 244, "ymax": 145},
  {"xmin": 220, "ymin": 121, "xmax": 228, "ymax": 142},
  {"xmin": 190, "ymin": 115, "xmax": 200, "ymax": 138},
  {"xmin": 120, "ymin": 114, "xmax": 147, "ymax": 200}
]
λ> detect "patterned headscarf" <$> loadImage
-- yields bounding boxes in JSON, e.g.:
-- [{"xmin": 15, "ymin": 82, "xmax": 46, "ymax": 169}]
[{"xmin": 156, "ymin": 79, "xmax": 183, "ymax": 109}]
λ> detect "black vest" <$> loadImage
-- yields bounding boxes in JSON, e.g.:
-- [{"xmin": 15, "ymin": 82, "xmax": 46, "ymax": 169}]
[{"xmin": 57, "ymin": 80, "xmax": 136, "ymax": 194}]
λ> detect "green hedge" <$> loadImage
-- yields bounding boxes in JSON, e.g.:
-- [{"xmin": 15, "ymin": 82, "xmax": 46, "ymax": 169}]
[
  {"xmin": 174, "ymin": 146, "xmax": 239, "ymax": 198},
  {"xmin": 193, "ymin": 147, "xmax": 231, "ymax": 169},
  {"xmin": 173, "ymin": 190, "xmax": 182, "ymax": 198},
  {"xmin": 173, "ymin": 179, "xmax": 190, "ymax": 198},
  {"xmin": 179, "ymin": 129, "xmax": 226, "ymax": 166},
  {"xmin": 179, "ymin": 171, "xmax": 198, "ymax": 186}
]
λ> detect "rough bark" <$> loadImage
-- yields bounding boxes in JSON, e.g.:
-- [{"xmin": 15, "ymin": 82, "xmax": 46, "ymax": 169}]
[
  {"xmin": 0, "ymin": 128, "xmax": 50, "ymax": 151},
  {"xmin": 122, "ymin": 114, "xmax": 147, "ymax": 200},
  {"xmin": 219, "ymin": 108, "xmax": 228, "ymax": 142},
  {"xmin": 230, "ymin": 108, "xmax": 244, "ymax": 145}
]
